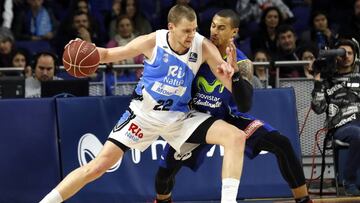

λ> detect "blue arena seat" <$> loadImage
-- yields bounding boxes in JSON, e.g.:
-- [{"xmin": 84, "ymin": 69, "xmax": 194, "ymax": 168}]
[
  {"xmin": 15, "ymin": 40, "xmax": 54, "ymax": 56},
  {"xmin": 292, "ymin": 5, "xmax": 311, "ymax": 36},
  {"xmin": 236, "ymin": 37, "xmax": 252, "ymax": 57}
]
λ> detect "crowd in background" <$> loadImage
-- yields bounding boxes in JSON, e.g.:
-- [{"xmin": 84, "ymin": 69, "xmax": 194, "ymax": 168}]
[{"xmin": 0, "ymin": 0, "xmax": 359, "ymax": 94}]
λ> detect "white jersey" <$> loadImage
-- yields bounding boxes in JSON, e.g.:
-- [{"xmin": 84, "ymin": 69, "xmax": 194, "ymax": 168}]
[
  {"xmin": 130, "ymin": 29, "xmax": 204, "ymax": 123},
  {"xmin": 108, "ymin": 30, "xmax": 211, "ymax": 153}
]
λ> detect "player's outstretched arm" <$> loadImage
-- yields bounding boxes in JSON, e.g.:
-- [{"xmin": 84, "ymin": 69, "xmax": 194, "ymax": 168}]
[
  {"xmin": 97, "ymin": 32, "xmax": 156, "ymax": 64},
  {"xmin": 202, "ymin": 38, "xmax": 237, "ymax": 91}
]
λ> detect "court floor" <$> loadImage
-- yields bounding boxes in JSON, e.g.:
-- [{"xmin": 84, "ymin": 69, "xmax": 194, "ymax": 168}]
[{"xmin": 173, "ymin": 196, "xmax": 360, "ymax": 203}]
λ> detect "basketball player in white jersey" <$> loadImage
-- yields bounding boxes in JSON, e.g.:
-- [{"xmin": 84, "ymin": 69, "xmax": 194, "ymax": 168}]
[{"xmin": 40, "ymin": 5, "xmax": 245, "ymax": 203}]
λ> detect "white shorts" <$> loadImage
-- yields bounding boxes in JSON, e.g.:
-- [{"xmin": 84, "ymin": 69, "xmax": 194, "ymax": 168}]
[{"xmin": 108, "ymin": 100, "xmax": 212, "ymax": 153}]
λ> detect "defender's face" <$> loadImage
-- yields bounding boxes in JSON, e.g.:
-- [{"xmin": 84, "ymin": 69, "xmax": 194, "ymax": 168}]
[
  {"xmin": 169, "ymin": 18, "xmax": 197, "ymax": 49},
  {"xmin": 210, "ymin": 15, "xmax": 237, "ymax": 47}
]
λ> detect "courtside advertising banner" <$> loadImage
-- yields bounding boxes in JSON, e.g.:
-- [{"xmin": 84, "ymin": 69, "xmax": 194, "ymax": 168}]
[
  {"xmin": 0, "ymin": 99, "xmax": 61, "ymax": 202},
  {"xmin": 56, "ymin": 88, "xmax": 299, "ymax": 202}
]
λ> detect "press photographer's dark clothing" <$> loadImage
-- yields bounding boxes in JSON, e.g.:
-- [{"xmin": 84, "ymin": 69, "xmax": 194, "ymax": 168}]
[
  {"xmin": 311, "ymin": 72, "xmax": 360, "ymax": 184},
  {"xmin": 333, "ymin": 120, "xmax": 360, "ymax": 183},
  {"xmin": 311, "ymin": 73, "xmax": 360, "ymax": 129}
]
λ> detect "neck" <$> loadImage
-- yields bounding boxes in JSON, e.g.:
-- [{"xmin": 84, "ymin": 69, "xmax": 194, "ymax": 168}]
[
  {"xmin": 31, "ymin": 6, "xmax": 41, "ymax": 15},
  {"xmin": 256, "ymin": 68, "xmax": 266, "ymax": 80},
  {"xmin": 218, "ymin": 44, "xmax": 228, "ymax": 56},
  {"xmin": 168, "ymin": 32, "xmax": 187, "ymax": 54},
  {"xmin": 337, "ymin": 66, "xmax": 353, "ymax": 74}
]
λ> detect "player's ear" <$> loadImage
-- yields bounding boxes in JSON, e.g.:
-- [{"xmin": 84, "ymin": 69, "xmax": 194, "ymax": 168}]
[
  {"xmin": 232, "ymin": 28, "xmax": 239, "ymax": 38},
  {"xmin": 168, "ymin": 22, "xmax": 175, "ymax": 31}
]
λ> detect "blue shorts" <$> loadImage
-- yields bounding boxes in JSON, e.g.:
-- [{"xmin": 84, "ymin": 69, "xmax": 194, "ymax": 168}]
[{"xmin": 159, "ymin": 113, "xmax": 276, "ymax": 171}]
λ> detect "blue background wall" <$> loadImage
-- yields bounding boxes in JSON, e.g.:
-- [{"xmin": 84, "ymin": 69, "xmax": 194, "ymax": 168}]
[{"xmin": 0, "ymin": 88, "xmax": 302, "ymax": 202}]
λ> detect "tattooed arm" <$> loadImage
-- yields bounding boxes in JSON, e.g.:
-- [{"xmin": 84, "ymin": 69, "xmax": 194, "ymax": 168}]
[
  {"xmin": 231, "ymin": 59, "xmax": 254, "ymax": 112},
  {"xmin": 238, "ymin": 59, "xmax": 253, "ymax": 83}
]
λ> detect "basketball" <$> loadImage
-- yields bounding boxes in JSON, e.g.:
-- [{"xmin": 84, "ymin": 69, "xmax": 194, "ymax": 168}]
[{"xmin": 62, "ymin": 40, "xmax": 100, "ymax": 78}]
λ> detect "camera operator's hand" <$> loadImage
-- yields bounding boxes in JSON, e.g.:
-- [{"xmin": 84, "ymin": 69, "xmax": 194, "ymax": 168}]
[{"xmin": 314, "ymin": 73, "xmax": 321, "ymax": 81}]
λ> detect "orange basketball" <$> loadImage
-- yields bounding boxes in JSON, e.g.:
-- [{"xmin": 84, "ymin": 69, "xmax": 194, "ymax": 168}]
[{"xmin": 62, "ymin": 40, "xmax": 100, "ymax": 78}]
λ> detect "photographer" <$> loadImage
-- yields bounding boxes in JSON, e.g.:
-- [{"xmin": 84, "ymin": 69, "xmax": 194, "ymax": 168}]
[{"xmin": 311, "ymin": 39, "xmax": 360, "ymax": 196}]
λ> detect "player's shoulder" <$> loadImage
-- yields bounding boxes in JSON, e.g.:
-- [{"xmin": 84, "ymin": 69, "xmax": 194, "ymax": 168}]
[{"xmin": 235, "ymin": 48, "xmax": 248, "ymax": 61}]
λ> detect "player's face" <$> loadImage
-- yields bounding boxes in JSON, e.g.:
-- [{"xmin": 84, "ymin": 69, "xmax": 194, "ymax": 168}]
[
  {"xmin": 210, "ymin": 15, "xmax": 237, "ymax": 47},
  {"xmin": 169, "ymin": 18, "xmax": 197, "ymax": 49},
  {"xmin": 35, "ymin": 55, "xmax": 55, "ymax": 81}
]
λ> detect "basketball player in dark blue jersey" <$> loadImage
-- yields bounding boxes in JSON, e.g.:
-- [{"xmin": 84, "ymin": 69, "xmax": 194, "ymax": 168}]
[{"xmin": 154, "ymin": 10, "xmax": 313, "ymax": 203}]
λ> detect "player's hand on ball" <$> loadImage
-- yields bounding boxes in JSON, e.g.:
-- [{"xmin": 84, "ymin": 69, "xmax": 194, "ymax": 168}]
[{"xmin": 62, "ymin": 40, "xmax": 100, "ymax": 78}]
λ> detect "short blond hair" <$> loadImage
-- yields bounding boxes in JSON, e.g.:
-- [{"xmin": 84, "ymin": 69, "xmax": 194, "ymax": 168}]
[{"xmin": 168, "ymin": 4, "xmax": 196, "ymax": 25}]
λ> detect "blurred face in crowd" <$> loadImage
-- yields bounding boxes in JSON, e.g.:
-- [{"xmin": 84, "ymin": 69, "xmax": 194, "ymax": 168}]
[
  {"xmin": 0, "ymin": 39, "xmax": 12, "ymax": 55},
  {"xmin": 278, "ymin": 31, "xmax": 296, "ymax": 52},
  {"xmin": 77, "ymin": 0, "xmax": 89, "ymax": 14},
  {"xmin": 337, "ymin": 45, "xmax": 355, "ymax": 69},
  {"xmin": 265, "ymin": 9, "xmax": 280, "ymax": 29},
  {"xmin": 313, "ymin": 14, "xmax": 328, "ymax": 32},
  {"xmin": 27, "ymin": 0, "xmax": 43, "ymax": 10},
  {"xmin": 301, "ymin": 51, "xmax": 315, "ymax": 72},
  {"xmin": 210, "ymin": 15, "xmax": 237, "ymax": 48},
  {"xmin": 355, "ymin": 0, "xmax": 360, "ymax": 17},
  {"xmin": 12, "ymin": 53, "xmax": 26, "ymax": 68},
  {"xmin": 73, "ymin": 14, "xmax": 90, "ymax": 30},
  {"xmin": 112, "ymin": 0, "xmax": 122, "ymax": 15},
  {"xmin": 126, "ymin": 0, "xmax": 136, "ymax": 18},
  {"xmin": 254, "ymin": 51, "xmax": 268, "ymax": 72},
  {"xmin": 117, "ymin": 17, "xmax": 133, "ymax": 38},
  {"xmin": 176, "ymin": 0, "xmax": 190, "ymax": 4},
  {"xmin": 35, "ymin": 55, "xmax": 55, "ymax": 81}
]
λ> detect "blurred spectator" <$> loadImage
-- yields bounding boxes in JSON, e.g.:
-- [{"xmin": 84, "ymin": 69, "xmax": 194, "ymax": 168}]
[
  {"xmin": 104, "ymin": 0, "xmax": 123, "ymax": 38},
  {"xmin": 11, "ymin": 49, "xmax": 31, "ymax": 77},
  {"xmin": 250, "ymin": 7, "xmax": 283, "ymax": 56},
  {"xmin": 301, "ymin": 11, "xmax": 337, "ymax": 50},
  {"xmin": 0, "ymin": 26, "xmax": 15, "ymax": 69},
  {"xmin": 25, "ymin": 52, "xmax": 62, "ymax": 98},
  {"xmin": 274, "ymin": 24, "xmax": 302, "ymax": 78},
  {"xmin": 308, "ymin": 0, "xmax": 353, "ymax": 29},
  {"xmin": 67, "ymin": 0, "xmax": 106, "ymax": 41},
  {"xmin": 339, "ymin": 0, "xmax": 360, "ymax": 44},
  {"xmin": 253, "ymin": 49, "xmax": 272, "ymax": 88},
  {"xmin": 0, "ymin": 0, "xmax": 13, "ymax": 28},
  {"xmin": 123, "ymin": 0, "xmax": 152, "ymax": 35},
  {"xmin": 12, "ymin": 0, "xmax": 58, "ymax": 41},
  {"xmin": 236, "ymin": 0, "xmax": 293, "ymax": 24},
  {"xmin": 53, "ymin": 10, "xmax": 104, "ymax": 57},
  {"xmin": 297, "ymin": 44, "xmax": 318, "ymax": 79},
  {"xmin": 106, "ymin": 15, "xmax": 143, "ymax": 65}
]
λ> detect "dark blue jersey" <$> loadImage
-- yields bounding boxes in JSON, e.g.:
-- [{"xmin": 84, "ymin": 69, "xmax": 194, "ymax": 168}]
[{"xmin": 192, "ymin": 48, "xmax": 249, "ymax": 119}]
